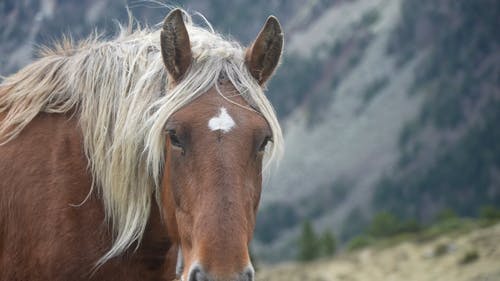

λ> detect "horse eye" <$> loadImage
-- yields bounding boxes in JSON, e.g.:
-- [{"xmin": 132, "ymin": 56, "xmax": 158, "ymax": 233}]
[
  {"xmin": 259, "ymin": 136, "xmax": 272, "ymax": 152},
  {"xmin": 167, "ymin": 130, "xmax": 183, "ymax": 148}
]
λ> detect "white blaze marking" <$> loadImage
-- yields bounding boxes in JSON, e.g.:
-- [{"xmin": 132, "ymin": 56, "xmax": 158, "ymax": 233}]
[{"xmin": 208, "ymin": 107, "xmax": 235, "ymax": 133}]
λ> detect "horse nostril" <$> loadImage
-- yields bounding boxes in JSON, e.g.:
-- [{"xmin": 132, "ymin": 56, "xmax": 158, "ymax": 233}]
[
  {"xmin": 240, "ymin": 266, "xmax": 255, "ymax": 281},
  {"xmin": 188, "ymin": 265, "xmax": 208, "ymax": 281},
  {"xmin": 188, "ymin": 264, "xmax": 254, "ymax": 281}
]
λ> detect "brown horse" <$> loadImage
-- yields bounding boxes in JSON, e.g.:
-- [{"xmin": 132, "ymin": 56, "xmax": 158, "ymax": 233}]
[{"xmin": 0, "ymin": 9, "xmax": 283, "ymax": 281}]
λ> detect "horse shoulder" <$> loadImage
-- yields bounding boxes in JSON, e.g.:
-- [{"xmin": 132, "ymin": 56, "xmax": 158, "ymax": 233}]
[{"xmin": 0, "ymin": 112, "xmax": 171, "ymax": 280}]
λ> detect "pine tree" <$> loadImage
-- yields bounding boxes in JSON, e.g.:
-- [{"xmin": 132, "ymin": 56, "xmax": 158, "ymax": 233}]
[
  {"xmin": 298, "ymin": 220, "xmax": 318, "ymax": 261},
  {"xmin": 319, "ymin": 229, "xmax": 336, "ymax": 257}
]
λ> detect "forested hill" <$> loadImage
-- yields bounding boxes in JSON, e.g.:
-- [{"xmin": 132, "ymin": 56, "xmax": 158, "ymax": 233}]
[
  {"xmin": 1, "ymin": 0, "xmax": 498, "ymax": 263},
  {"xmin": 372, "ymin": 0, "xmax": 500, "ymax": 220},
  {"xmin": 257, "ymin": 0, "xmax": 499, "ymax": 261}
]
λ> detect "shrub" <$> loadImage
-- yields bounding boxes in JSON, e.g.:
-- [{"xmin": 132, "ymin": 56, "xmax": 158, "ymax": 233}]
[
  {"xmin": 459, "ymin": 250, "xmax": 479, "ymax": 265},
  {"xmin": 433, "ymin": 243, "xmax": 449, "ymax": 257},
  {"xmin": 435, "ymin": 208, "xmax": 458, "ymax": 223},
  {"xmin": 368, "ymin": 212, "xmax": 401, "ymax": 237},
  {"xmin": 479, "ymin": 205, "xmax": 500, "ymax": 221},
  {"xmin": 347, "ymin": 235, "xmax": 374, "ymax": 251}
]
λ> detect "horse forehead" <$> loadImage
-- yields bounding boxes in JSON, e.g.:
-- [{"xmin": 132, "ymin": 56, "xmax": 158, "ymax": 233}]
[
  {"xmin": 208, "ymin": 107, "xmax": 236, "ymax": 133},
  {"xmin": 179, "ymin": 87, "xmax": 263, "ymax": 129}
]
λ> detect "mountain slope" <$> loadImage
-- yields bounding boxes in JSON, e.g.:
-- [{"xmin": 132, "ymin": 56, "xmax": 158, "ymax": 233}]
[
  {"xmin": 254, "ymin": 0, "xmax": 499, "ymax": 261},
  {"xmin": 372, "ymin": 0, "xmax": 500, "ymax": 221},
  {"xmin": 255, "ymin": 0, "xmax": 425, "ymax": 261}
]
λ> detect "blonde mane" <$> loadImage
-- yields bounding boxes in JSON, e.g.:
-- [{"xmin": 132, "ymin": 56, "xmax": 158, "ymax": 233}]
[{"xmin": 0, "ymin": 10, "xmax": 283, "ymax": 265}]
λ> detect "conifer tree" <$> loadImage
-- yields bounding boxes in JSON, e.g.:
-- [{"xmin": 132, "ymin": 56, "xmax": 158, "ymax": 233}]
[
  {"xmin": 320, "ymin": 229, "xmax": 336, "ymax": 257},
  {"xmin": 298, "ymin": 220, "xmax": 318, "ymax": 261}
]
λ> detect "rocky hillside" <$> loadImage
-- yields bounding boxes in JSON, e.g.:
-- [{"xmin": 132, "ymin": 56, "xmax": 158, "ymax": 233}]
[
  {"xmin": 0, "ymin": 0, "xmax": 338, "ymax": 75},
  {"xmin": 254, "ymin": 0, "xmax": 499, "ymax": 261},
  {"xmin": 256, "ymin": 0, "xmax": 419, "ymax": 261},
  {"xmin": 256, "ymin": 222, "xmax": 500, "ymax": 281}
]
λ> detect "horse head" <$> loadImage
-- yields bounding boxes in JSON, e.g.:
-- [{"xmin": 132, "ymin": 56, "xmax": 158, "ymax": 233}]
[{"xmin": 159, "ymin": 9, "xmax": 283, "ymax": 281}]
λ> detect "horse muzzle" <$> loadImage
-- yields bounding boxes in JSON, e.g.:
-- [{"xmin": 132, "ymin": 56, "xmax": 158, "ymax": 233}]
[{"xmin": 186, "ymin": 263, "xmax": 254, "ymax": 281}]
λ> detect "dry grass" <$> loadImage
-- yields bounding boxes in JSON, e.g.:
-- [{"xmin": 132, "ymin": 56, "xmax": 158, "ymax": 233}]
[{"xmin": 256, "ymin": 223, "xmax": 500, "ymax": 281}]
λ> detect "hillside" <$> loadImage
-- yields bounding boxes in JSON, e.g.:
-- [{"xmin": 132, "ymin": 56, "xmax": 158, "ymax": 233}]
[
  {"xmin": 256, "ymin": 222, "xmax": 500, "ymax": 281},
  {"xmin": 254, "ymin": 0, "xmax": 500, "ymax": 261}
]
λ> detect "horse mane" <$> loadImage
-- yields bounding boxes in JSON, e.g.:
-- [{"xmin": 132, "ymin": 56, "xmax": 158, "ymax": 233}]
[{"xmin": 0, "ymin": 10, "xmax": 283, "ymax": 265}]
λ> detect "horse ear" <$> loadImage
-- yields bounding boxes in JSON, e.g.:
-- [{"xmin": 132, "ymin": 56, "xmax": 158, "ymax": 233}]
[
  {"xmin": 161, "ymin": 9, "xmax": 192, "ymax": 82},
  {"xmin": 245, "ymin": 16, "xmax": 284, "ymax": 85}
]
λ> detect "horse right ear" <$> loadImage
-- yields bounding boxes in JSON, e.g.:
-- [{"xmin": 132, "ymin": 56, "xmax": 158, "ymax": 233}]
[
  {"xmin": 245, "ymin": 16, "xmax": 284, "ymax": 85},
  {"xmin": 160, "ymin": 9, "xmax": 192, "ymax": 82}
]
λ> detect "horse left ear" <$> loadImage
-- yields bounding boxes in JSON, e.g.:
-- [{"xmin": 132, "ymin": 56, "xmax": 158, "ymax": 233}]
[
  {"xmin": 245, "ymin": 16, "xmax": 284, "ymax": 85},
  {"xmin": 161, "ymin": 9, "xmax": 192, "ymax": 82}
]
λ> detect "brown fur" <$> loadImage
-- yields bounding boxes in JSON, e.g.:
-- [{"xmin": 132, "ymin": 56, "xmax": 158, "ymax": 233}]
[
  {"xmin": 0, "ymin": 10, "xmax": 282, "ymax": 281},
  {"xmin": 0, "ymin": 112, "xmax": 176, "ymax": 281},
  {"xmin": 159, "ymin": 11, "xmax": 279, "ymax": 279},
  {"xmin": 0, "ymin": 84, "xmax": 269, "ymax": 281},
  {"xmin": 161, "ymin": 83, "xmax": 270, "ymax": 280}
]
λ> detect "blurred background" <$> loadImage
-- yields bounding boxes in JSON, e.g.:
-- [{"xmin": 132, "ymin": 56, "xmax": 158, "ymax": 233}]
[{"xmin": 1, "ymin": 0, "xmax": 499, "ymax": 280}]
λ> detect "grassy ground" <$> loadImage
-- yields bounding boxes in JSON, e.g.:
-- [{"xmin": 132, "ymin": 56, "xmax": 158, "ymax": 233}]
[{"xmin": 256, "ymin": 222, "xmax": 500, "ymax": 281}]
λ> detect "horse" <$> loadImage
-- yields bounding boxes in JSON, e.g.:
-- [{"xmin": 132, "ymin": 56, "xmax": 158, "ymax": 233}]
[{"xmin": 0, "ymin": 9, "xmax": 283, "ymax": 281}]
